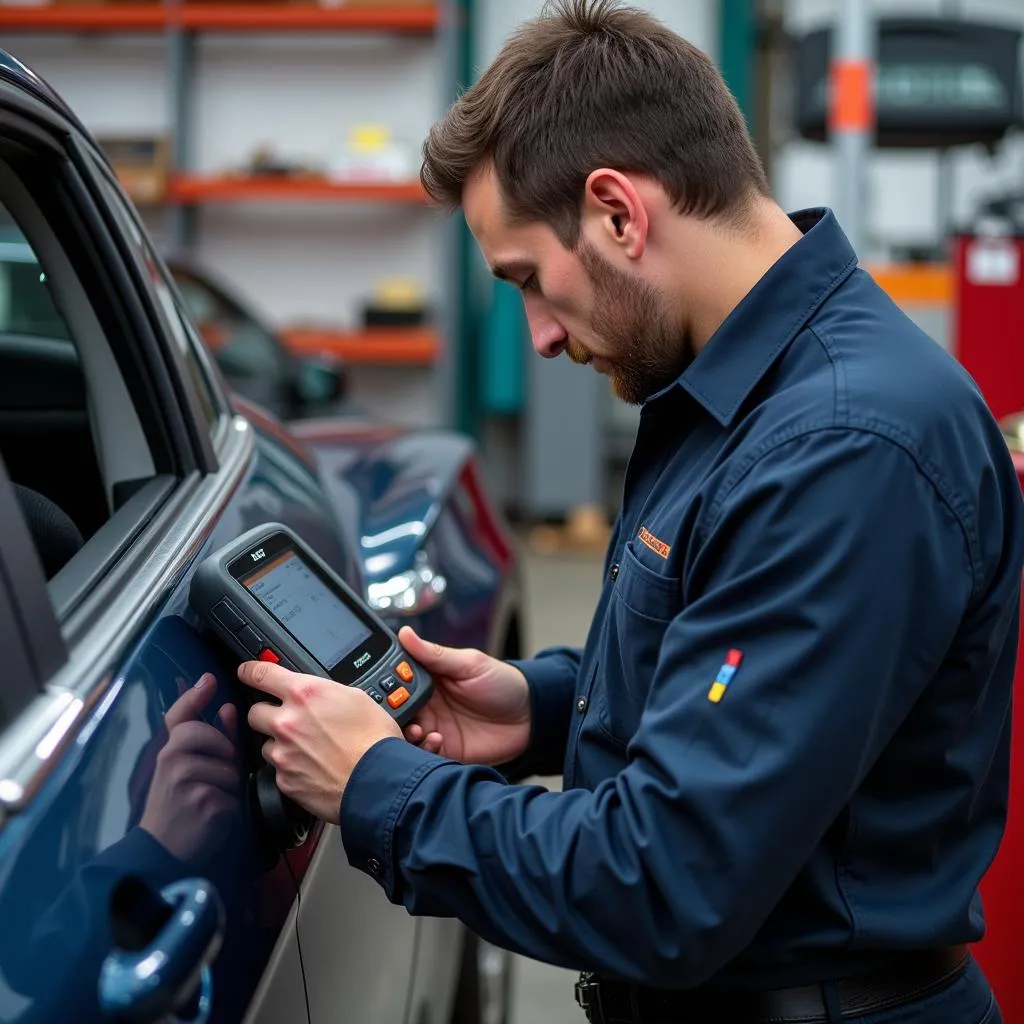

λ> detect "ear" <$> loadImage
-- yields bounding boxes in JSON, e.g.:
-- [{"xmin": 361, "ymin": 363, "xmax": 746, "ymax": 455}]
[{"xmin": 582, "ymin": 169, "xmax": 648, "ymax": 260}]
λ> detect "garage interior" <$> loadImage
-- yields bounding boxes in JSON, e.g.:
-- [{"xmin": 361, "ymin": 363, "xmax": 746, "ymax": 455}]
[
  {"xmin": 1, "ymin": 0, "xmax": 1023, "ymax": 1020},
  {"xmin": 6, "ymin": 0, "xmax": 1023, "ymax": 523}
]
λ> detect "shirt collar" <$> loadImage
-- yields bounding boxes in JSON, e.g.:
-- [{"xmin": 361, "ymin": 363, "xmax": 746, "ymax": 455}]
[{"xmin": 661, "ymin": 208, "xmax": 858, "ymax": 426}]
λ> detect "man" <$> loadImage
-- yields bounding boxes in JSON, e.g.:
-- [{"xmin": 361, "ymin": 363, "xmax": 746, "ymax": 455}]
[{"xmin": 241, "ymin": 2, "xmax": 1024, "ymax": 1021}]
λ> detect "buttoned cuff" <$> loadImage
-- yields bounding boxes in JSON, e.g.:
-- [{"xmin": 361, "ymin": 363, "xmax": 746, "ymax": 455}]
[
  {"xmin": 339, "ymin": 737, "xmax": 453, "ymax": 896},
  {"xmin": 503, "ymin": 656, "xmax": 576, "ymax": 779}
]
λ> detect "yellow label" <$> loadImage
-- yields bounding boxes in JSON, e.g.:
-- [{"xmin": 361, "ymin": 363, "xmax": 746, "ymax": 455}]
[
  {"xmin": 707, "ymin": 682, "xmax": 727, "ymax": 704},
  {"xmin": 350, "ymin": 124, "xmax": 391, "ymax": 152}
]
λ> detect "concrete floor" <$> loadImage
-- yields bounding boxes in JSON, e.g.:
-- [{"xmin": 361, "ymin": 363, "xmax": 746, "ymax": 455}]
[{"xmin": 508, "ymin": 547, "xmax": 605, "ymax": 1024}]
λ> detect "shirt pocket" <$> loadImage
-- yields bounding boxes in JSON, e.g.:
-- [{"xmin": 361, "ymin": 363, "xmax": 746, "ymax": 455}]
[
  {"xmin": 615, "ymin": 541, "xmax": 681, "ymax": 620},
  {"xmin": 596, "ymin": 542, "xmax": 683, "ymax": 744}
]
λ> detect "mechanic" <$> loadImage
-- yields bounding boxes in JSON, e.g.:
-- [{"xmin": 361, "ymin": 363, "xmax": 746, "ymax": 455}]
[{"xmin": 239, "ymin": 2, "xmax": 1024, "ymax": 1022}]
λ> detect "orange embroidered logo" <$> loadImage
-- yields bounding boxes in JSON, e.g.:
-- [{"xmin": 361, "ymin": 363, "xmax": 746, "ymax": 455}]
[{"xmin": 637, "ymin": 526, "xmax": 671, "ymax": 559}]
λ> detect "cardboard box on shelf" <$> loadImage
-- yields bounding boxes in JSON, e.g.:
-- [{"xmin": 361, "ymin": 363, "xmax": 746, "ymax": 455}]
[{"xmin": 96, "ymin": 135, "xmax": 170, "ymax": 206}]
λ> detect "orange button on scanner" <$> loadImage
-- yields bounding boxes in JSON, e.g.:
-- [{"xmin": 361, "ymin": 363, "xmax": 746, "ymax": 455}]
[
  {"xmin": 387, "ymin": 686, "xmax": 410, "ymax": 709},
  {"xmin": 258, "ymin": 648, "xmax": 281, "ymax": 664},
  {"xmin": 395, "ymin": 661, "xmax": 414, "ymax": 683}
]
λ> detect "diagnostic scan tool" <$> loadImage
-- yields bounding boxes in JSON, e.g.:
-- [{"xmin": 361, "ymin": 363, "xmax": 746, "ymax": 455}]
[{"xmin": 190, "ymin": 524, "xmax": 433, "ymax": 726}]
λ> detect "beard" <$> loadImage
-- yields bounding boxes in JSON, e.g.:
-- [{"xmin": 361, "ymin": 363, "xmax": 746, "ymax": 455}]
[{"xmin": 569, "ymin": 241, "xmax": 694, "ymax": 406}]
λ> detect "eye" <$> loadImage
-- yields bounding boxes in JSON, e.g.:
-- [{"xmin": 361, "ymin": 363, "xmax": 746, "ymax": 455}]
[{"xmin": 520, "ymin": 273, "xmax": 538, "ymax": 293}]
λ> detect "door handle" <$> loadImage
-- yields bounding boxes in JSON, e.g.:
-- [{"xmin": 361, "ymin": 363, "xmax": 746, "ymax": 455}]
[{"xmin": 99, "ymin": 876, "xmax": 225, "ymax": 1023}]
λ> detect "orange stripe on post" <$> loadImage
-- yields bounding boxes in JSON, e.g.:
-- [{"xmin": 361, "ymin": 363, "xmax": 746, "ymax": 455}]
[
  {"xmin": 866, "ymin": 264, "xmax": 952, "ymax": 306},
  {"xmin": 830, "ymin": 60, "xmax": 874, "ymax": 133}
]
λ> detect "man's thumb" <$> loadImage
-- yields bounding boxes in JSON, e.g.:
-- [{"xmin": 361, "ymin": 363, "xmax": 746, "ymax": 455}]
[{"xmin": 398, "ymin": 627, "xmax": 475, "ymax": 676}]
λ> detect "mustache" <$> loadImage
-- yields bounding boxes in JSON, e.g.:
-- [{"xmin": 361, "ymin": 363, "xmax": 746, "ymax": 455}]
[{"xmin": 564, "ymin": 339, "xmax": 592, "ymax": 366}]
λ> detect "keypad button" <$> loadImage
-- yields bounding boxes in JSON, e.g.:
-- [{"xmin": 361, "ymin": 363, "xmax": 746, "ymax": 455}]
[
  {"xmin": 379, "ymin": 677, "xmax": 397, "ymax": 695},
  {"xmin": 387, "ymin": 687, "xmax": 410, "ymax": 709},
  {"xmin": 258, "ymin": 648, "xmax": 280, "ymax": 664},
  {"xmin": 367, "ymin": 688, "xmax": 384, "ymax": 704},
  {"xmin": 213, "ymin": 599, "xmax": 246, "ymax": 632},
  {"xmin": 236, "ymin": 626, "xmax": 265, "ymax": 656},
  {"xmin": 395, "ymin": 661, "xmax": 415, "ymax": 683}
]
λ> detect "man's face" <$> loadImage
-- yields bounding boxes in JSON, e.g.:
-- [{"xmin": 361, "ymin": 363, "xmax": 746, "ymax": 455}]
[{"xmin": 463, "ymin": 165, "xmax": 693, "ymax": 405}]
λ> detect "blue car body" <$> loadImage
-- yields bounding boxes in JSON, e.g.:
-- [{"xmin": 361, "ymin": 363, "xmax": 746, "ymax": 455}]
[{"xmin": 0, "ymin": 49, "xmax": 518, "ymax": 1024}]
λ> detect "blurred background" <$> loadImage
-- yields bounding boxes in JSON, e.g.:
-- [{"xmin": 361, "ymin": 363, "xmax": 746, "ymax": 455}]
[{"xmin": 3, "ymin": 0, "xmax": 1023, "ymax": 552}]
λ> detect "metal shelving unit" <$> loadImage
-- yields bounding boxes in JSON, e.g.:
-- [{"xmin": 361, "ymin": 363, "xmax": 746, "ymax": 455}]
[
  {"xmin": 1, "ymin": 1, "xmax": 468, "ymax": 421},
  {"xmin": 0, "ymin": 4, "xmax": 440, "ymax": 30}
]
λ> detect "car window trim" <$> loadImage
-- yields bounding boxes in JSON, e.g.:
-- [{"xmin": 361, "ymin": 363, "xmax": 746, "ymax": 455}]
[
  {"xmin": 63, "ymin": 138, "xmax": 208, "ymax": 474},
  {"xmin": 166, "ymin": 284, "xmax": 242, "ymax": 425},
  {"xmin": 0, "ymin": 414, "xmax": 252, "ymax": 816},
  {"xmin": 76, "ymin": 144, "xmax": 226, "ymax": 464},
  {"xmin": 154, "ymin": 263, "xmax": 235, "ymax": 424},
  {"xmin": 49, "ymin": 474, "xmax": 177, "ymax": 625}
]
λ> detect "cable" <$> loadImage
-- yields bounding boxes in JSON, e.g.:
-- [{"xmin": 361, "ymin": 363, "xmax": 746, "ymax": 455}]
[{"xmin": 283, "ymin": 851, "xmax": 314, "ymax": 1024}]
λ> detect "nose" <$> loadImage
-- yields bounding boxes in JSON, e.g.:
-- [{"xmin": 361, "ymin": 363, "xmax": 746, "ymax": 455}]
[{"xmin": 524, "ymin": 297, "xmax": 567, "ymax": 359}]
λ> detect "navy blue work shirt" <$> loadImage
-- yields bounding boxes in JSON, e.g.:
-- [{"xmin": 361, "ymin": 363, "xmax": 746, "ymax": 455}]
[{"xmin": 341, "ymin": 209, "xmax": 1024, "ymax": 990}]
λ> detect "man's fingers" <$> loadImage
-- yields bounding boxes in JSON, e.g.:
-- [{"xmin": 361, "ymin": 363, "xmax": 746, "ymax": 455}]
[
  {"xmin": 238, "ymin": 661, "xmax": 296, "ymax": 701},
  {"xmin": 187, "ymin": 757, "xmax": 244, "ymax": 796},
  {"xmin": 164, "ymin": 673, "xmax": 218, "ymax": 731},
  {"xmin": 421, "ymin": 732, "xmax": 444, "ymax": 755},
  {"xmin": 248, "ymin": 700, "xmax": 281, "ymax": 738},
  {"xmin": 261, "ymin": 737, "xmax": 283, "ymax": 775},
  {"xmin": 403, "ymin": 720, "xmax": 445, "ymax": 755},
  {"xmin": 217, "ymin": 702, "xmax": 239, "ymax": 749},
  {"xmin": 162, "ymin": 720, "xmax": 237, "ymax": 762},
  {"xmin": 398, "ymin": 627, "xmax": 480, "ymax": 678}
]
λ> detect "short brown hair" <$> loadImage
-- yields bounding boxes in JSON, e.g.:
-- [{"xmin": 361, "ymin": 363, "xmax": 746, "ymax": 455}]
[{"xmin": 421, "ymin": 0, "xmax": 771, "ymax": 246}]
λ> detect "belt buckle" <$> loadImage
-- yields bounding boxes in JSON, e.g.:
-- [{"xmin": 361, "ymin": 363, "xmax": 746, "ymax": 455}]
[{"xmin": 575, "ymin": 972, "xmax": 605, "ymax": 1022}]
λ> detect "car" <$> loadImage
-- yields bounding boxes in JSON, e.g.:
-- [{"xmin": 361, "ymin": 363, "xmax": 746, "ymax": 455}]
[
  {"xmin": 166, "ymin": 254, "xmax": 354, "ymax": 425},
  {"xmin": 0, "ymin": 236, "xmax": 353, "ymax": 427},
  {"xmin": 0, "ymin": 49, "xmax": 519, "ymax": 1024}
]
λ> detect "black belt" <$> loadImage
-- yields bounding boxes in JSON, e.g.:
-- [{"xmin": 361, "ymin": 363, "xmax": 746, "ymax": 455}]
[{"xmin": 575, "ymin": 946, "xmax": 971, "ymax": 1024}]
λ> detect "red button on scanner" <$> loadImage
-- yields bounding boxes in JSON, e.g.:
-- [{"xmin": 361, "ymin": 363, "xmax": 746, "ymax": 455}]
[
  {"xmin": 395, "ymin": 661, "xmax": 414, "ymax": 684},
  {"xmin": 258, "ymin": 648, "xmax": 281, "ymax": 664}
]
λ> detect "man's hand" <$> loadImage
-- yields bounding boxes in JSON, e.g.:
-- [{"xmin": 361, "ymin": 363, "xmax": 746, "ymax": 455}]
[
  {"xmin": 398, "ymin": 627, "xmax": 531, "ymax": 766},
  {"xmin": 140, "ymin": 673, "xmax": 242, "ymax": 864},
  {"xmin": 241, "ymin": 661, "xmax": 402, "ymax": 824}
]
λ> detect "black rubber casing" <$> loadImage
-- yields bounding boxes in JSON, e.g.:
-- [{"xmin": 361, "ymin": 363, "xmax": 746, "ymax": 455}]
[{"xmin": 189, "ymin": 522, "xmax": 432, "ymax": 727}]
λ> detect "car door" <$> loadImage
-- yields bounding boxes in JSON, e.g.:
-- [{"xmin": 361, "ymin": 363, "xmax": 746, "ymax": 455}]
[{"xmin": 0, "ymin": 82, "xmax": 309, "ymax": 1023}]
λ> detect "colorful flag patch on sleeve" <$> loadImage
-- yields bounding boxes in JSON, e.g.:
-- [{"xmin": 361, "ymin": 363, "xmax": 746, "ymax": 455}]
[{"xmin": 707, "ymin": 649, "xmax": 742, "ymax": 704}]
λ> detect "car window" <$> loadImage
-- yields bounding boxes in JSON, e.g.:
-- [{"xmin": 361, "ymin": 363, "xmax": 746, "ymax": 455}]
[
  {"xmin": 0, "ymin": 139, "xmax": 160, "ymax": 589},
  {"xmin": 89, "ymin": 167, "xmax": 224, "ymax": 432},
  {"xmin": 0, "ymin": 209, "xmax": 70, "ymax": 341}
]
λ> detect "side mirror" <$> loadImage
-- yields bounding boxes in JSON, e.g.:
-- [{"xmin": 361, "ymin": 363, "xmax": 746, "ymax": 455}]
[{"xmin": 293, "ymin": 356, "xmax": 349, "ymax": 409}]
